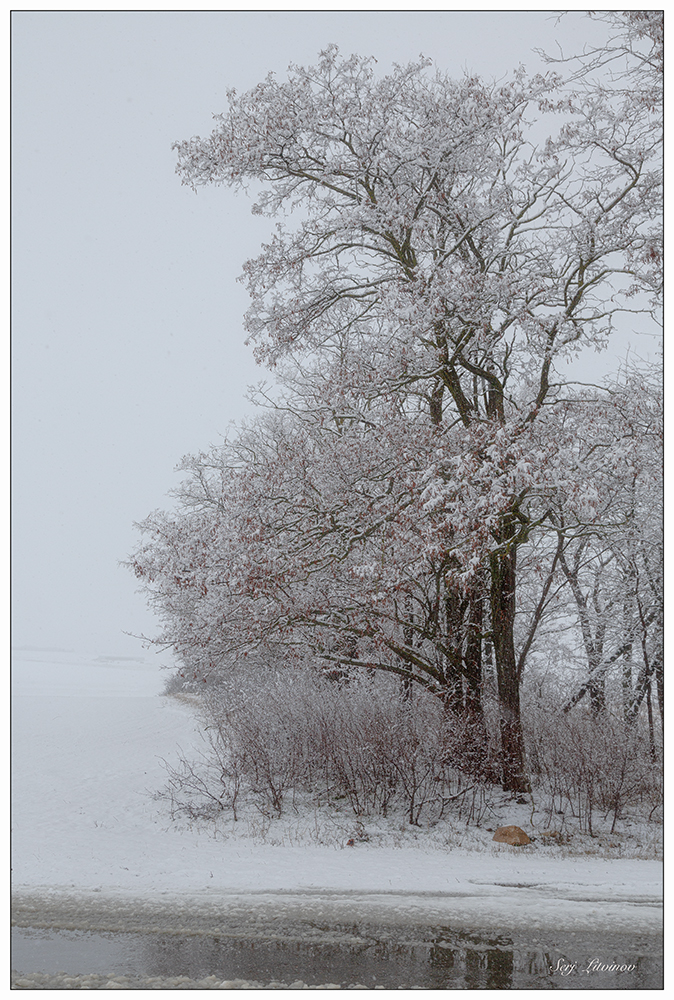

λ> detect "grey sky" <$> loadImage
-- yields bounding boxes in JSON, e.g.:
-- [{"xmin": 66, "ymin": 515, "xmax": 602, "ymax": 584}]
[{"xmin": 12, "ymin": 11, "xmax": 645, "ymax": 658}]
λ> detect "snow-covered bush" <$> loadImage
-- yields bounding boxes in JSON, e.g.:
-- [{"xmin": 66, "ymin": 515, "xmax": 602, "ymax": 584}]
[
  {"xmin": 164, "ymin": 666, "xmax": 500, "ymax": 826},
  {"xmin": 525, "ymin": 700, "xmax": 661, "ymax": 835},
  {"xmin": 161, "ymin": 661, "xmax": 661, "ymax": 845}
]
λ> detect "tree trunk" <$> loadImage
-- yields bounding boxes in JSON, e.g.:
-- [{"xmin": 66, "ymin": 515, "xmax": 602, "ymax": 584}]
[
  {"xmin": 621, "ymin": 564, "xmax": 637, "ymax": 724},
  {"xmin": 589, "ymin": 671, "xmax": 606, "ymax": 717},
  {"xmin": 654, "ymin": 652, "xmax": 663, "ymax": 725},
  {"xmin": 464, "ymin": 587, "xmax": 484, "ymax": 718},
  {"xmin": 443, "ymin": 589, "xmax": 465, "ymax": 714},
  {"xmin": 442, "ymin": 663, "xmax": 464, "ymax": 715},
  {"xmin": 490, "ymin": 528, "xmax": 530, "ymax": 793},
  {"xmin": 646, "ymin": 683, "xmax": 657, "ymax": 762}
]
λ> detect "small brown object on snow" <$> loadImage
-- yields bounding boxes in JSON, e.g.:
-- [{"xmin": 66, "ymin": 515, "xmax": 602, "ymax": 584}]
[{"xmin": 492, "ymin": 825, "xmax": 531, "ymax": 846}]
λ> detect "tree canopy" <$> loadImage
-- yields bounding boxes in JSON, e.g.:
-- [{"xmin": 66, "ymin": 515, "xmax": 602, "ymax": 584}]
[{"xmin": 132, "ymin": 16, "xmax": 662, "ymax": 793}]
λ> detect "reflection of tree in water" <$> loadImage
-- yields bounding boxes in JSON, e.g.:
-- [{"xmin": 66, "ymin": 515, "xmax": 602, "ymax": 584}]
[
  {"xmin": 145, "ymin": 927, "xmax": 526, "ymax": 989},
  {"xmin": 485, "ymin": 949, "xmax": 513, "ymax": 990},
  {"xmin": 133, "ymin": 925, "xmax": 661, "ymax": 990},
  {"xmin": 429, "ymin": 931, "xmax": 575, "ymax": 990},
  {"xmin": 430, "ymin": 930, "xmax": 515, "ymax": 989}
]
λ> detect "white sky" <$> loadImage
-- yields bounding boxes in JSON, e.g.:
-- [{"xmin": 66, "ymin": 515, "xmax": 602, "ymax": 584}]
[{"xmin": 12, "ymin": 10, "xmax": 649, "ymax": 657}]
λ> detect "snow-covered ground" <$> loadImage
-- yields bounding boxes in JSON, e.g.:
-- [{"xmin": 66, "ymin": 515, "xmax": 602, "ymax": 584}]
[{"xmin": 11, "ymin": 647, "xmax": 663, "ymax": 947}]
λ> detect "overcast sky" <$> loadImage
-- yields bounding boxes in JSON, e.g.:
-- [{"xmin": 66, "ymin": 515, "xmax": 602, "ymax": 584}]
[{"xmin": 13, "ymin": 10, "xmax": 651, "ymax": 659}]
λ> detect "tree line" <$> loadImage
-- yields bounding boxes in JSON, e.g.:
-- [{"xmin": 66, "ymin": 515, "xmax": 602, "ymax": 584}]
[{"xmin": 131, "ymin": 13, "xmax": 662, "ymax": 794}]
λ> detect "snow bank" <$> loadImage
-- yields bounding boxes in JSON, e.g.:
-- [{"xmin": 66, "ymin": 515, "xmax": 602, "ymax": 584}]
[{"xmin": 11, "ymin": 650, "xmax": 662, "ymax": 937}]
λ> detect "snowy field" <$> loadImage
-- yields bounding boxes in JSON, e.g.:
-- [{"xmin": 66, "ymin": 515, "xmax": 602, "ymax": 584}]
[{"xmin": 11, "ymin": 649, "xmax": 663, "ymax": 988}]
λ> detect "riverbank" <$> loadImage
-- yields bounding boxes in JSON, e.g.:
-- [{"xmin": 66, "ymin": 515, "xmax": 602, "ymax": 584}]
[{"xmin": 11, "ymin": 648, "xmax": 663, "ymax": 990}]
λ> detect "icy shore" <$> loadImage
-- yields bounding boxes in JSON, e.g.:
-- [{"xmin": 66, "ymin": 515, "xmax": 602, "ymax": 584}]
[{"xmin": 11, "ymin": 650, "xmax": 663, "ymax": 958}]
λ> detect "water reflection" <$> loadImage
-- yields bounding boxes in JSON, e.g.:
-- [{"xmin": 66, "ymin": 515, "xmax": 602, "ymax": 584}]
[{"xmin": 13, "ymin": 924, "xmax": 663, "ymax": 989}]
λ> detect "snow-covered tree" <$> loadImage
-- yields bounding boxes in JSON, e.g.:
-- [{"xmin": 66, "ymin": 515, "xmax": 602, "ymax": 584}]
[
  {"xmin": 556, "ymin": 366, "xmax": 663, "ymax": 732},
  {"xmin": 134, "ymin": 20, "xmax": 661, "ymax": 793}
]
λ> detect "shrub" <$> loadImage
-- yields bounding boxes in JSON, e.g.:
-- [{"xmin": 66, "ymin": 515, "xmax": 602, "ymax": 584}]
[
  {"xmin": 161, "ymin": 664, "xmax": 662, "ymax": 839},
  {"xmin": 524, "ymin": 698, "xmax": 662, "ymax": 835},
  {"xmin": 165, "ymin": 665, "xmax": 500, "ymax": 826}
]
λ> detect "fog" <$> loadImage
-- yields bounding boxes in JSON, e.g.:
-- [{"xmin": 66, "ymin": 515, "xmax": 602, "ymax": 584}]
[{"xmin": 12, "ymin": 10, "xmax": 641, "ymax": 656}]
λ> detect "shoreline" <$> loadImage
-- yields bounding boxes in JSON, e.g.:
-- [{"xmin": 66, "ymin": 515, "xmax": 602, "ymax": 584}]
[{"xmin": 12, "ymin": 881, "xmax": 663, "ymax": 939}]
